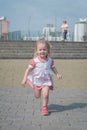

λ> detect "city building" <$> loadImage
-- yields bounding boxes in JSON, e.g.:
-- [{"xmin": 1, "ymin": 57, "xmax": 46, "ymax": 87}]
[
  {"xmin": 8, "ymin": 31, "xmax": 21, "ymax": 41},
  {"xmin": 0, "ymin": 16, "xmax": 9, "ymax": 40},
  {"xmin": 74, "ymin": 18, "xmax": 87, "ymax": 42},
  {"xmin": 42, "ymin": 24, "xmax": 62, "ymax": 41},
  {"xmin": 22, "ymin": 24, "xmax": 63, "ymax": 41}
]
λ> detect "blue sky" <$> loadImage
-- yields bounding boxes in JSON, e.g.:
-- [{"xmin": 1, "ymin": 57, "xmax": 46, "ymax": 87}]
[{"xmin": 0, "ymin": 0, "xmax": 87, "ymax": 33}]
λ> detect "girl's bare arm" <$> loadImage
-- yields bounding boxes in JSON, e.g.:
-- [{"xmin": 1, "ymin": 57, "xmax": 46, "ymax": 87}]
[
  {"xmin": 21, "ymin": 67, "xmax": 32, "ymax": 86},
  {"xmin": 51, "ymin": 67, "xmax": 62, "ymax": 79}
]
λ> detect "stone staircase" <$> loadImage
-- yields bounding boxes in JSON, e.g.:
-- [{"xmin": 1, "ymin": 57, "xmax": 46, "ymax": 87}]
[{"xmin": 0, "ymin": 40, "xmax": 87, "ymax": 59}]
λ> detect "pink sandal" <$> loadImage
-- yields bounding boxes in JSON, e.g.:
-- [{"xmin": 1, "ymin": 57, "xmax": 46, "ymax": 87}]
[{"xmin": 42, "ymin": 106, "xmax": 49, "ymax": 116}]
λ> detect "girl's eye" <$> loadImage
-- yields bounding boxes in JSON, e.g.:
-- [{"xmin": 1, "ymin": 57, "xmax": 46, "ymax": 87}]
[{"xmin": 39, "ymin": 48, "xmax": 46, "ymax": 51}]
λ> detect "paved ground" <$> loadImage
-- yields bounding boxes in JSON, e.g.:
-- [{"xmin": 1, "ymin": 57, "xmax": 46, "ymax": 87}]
[{"xmin": 0, "ymin": 86, "xmax": 87, "ymax": 130}]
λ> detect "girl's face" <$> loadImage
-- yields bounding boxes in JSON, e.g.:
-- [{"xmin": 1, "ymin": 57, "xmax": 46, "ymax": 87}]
[{"xmin": 36, "ymin": 43, "xmax": 48, "ymax": 59}]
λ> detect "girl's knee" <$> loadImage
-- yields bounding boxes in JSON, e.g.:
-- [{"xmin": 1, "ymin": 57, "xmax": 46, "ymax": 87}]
[
  {"xmin": 42, "ymin": 86, "xmax": 49, "ymax": 98},
  {"xmin": 34, "ymin": 94, "xmax": 40, "ymax": 98},
  {"xmin": 34, "ymin": 89, "xmax": 41, "ymax": 98},
  {"xmin": 43, "ymin": 91, "xmax": 49, "ymax": 98},
  {"xmin": 44, "ymin": 93, "xmax": 49, "ymax": 98}
]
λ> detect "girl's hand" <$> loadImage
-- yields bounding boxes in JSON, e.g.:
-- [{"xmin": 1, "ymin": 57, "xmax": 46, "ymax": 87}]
[
  {"xmin": 21, "ymin": 79, "xmax": 26, "ymax": 87},
  {"xmin": 57, "ymin": 74, "xmax": 62, "ymax": 79}
]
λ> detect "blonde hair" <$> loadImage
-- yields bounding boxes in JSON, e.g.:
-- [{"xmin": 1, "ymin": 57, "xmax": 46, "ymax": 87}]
[{"xmin": 34, "ymin": 38, "xmax": 51, "ymax": 57}]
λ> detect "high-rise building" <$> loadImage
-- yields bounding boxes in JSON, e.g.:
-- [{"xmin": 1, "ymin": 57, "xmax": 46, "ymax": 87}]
[{"xmin": 0, "ymin": 16, "xmax": 9, "ymax": 40}]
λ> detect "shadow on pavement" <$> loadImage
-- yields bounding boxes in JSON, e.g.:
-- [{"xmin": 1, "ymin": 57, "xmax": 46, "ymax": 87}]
[{"xmin": 48, "ymin": 103, "xmax": 87, "ymax": 113}]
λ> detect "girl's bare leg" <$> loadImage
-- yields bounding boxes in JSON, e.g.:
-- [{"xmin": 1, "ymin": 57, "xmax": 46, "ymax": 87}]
[
  {"xmin": 34, "ymin": 88, "xmax": 41, "ymax": 98},
  {"xmin": 42, "ymin": 86, "xmax": 49, "ymax": 106}
]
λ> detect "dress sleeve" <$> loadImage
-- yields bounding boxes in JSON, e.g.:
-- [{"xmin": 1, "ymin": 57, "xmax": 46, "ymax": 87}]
[
  {"xmin": 28, "ymin": 59, "xmax": 35, "ymax": 69},
  {"xmin": 51, "ymin": 59, "xmax": 55, "ymax": 68}
]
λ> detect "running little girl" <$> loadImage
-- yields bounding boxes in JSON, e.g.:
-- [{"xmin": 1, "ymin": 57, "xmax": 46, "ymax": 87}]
[{"xmin": 21, "ymin": 38, "xmax": 62, "ymax": 115}]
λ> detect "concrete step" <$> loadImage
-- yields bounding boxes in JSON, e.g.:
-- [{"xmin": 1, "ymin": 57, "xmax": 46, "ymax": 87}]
[
  {"xmin": 0, "ymin": 41, "xmax": 87, "ymax": 59},
  {"xmin": 0, "ymin": 49, "xmax": 87, "ymax": 54},
  {"xmin": 0, "ymin": 53, "xmax": 87, "ymax": 59}
]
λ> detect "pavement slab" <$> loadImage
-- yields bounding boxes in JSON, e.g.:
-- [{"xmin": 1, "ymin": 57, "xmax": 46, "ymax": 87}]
[{"xmin": 0, "ymin": 86, "xmax": 87, "ymax": 130}]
